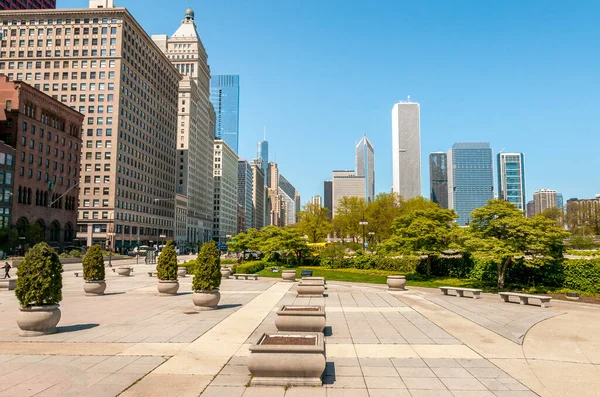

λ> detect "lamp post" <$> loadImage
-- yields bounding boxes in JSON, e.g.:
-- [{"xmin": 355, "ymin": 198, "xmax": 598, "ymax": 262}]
[
  {"xmin": 367, "ymin": 231, "xmax": 375, "ymax": 252},
  {"xmin": 159, "ymin": 233, "xmax": 166, "ymax": 252},
  {"xmin": 359, "ymin": 219, "xmax": 368, "ymax": 251},
  {"xmin": 107, "ymin": 231, "xmax": 116, "ymax": 267}
]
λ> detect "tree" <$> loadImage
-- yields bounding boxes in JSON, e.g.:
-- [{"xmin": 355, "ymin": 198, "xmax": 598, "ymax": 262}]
[
  {"xmin": 82, "ymin": 244, "xmax": 105, "ymax": 281},
  {"xmin": 255, "ymin": 226, "xmax": 310, "ymax": 264},
  {"xmin": 193, "ymin": 241, "xmax": 222, "ymax": 291},
  {"xmin": 15, "ymin": 242, "xmax": 63, "ymax": 307},
  {"xmin": 297, "ymin": 202, "xmax": 332, "ymax": 243},
  {"xmin": 0, "ymin": 227, "xmax": 18, "ymax": 254},
  {"xmin": 333, "ymin": 197, "xmax": 367, "ymax": 242},
  {"xmin": 365, "ymin": 193, "xmax": 404, "ymax": 243},
  {"xmin": 157, "ymin": 240, "xmax": 178, "ymax": 281},
  {"xmin": 540, "ymin": 207, "xmax": 564, "ymax": 228},
  {"xmin": 23, "ymin": 224, "xmax": 45, "ymax": 246}
]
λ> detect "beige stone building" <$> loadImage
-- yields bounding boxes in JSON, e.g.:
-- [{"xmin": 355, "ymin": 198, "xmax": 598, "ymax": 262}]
[
  {"xmin": 0, "ymin": 0, "xmax": 181, "ymax": 249},
  {"xmin": 332, "ymin": 170, "xmax": 366, "ymax": 216},
  {"xmin": 213, "ymin": 140, "xmax": 238, "ymax": 246}
]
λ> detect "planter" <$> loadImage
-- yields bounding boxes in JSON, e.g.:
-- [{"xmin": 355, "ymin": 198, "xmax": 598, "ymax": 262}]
[
  {"xmin": 387, "ymin": 275, "xmax": 406, "ymax": 291},
  {"xmin": 157, "ymin": 280, "xmax": 179, "ymax": 295},
  {"xmin": 192, "ymin": 289, "xmax": 221, "ymax": 311},
  {"xmin": 220, "ymin": 268, "xmax": 231, "ymax": 279},
  {"xmin": 302, "ymin": 276, "xmax": 326, "ymax": 285},
  {"xmin": 275, "ymin": 305, "xmax": 326, "ymax": 332},
  {"xmin": 297, "ymin": 281, "xmax": 325, "ymax": 297},
  {"xmin": 83, "ymin": 280, "xmax": 106, "ymax": 295},
  {"xmin": 17, "ymin": 305, "xmax": 61, "ymax": 337},
  {"xmin": 177, "ymin": 268, "xmax": 187, "ymax": 277},
  {"xmin": 116, "ymin": 267, "xmax": 131, "ymax": 276},
  {"xmin": 282, "ymin": 270, "xmax": 296, "ymax": 282},
  {"xmin": 248, "ymin": 332, "xmax": 325, "ymax": 386}
]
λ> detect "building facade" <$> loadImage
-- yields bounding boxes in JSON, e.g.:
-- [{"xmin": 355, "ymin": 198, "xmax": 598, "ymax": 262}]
[
  {"xmin": 392, "ymin": 100, "xmax": 421, "ymax": 199},
  {"xmin": 257, "ymin": 138, "xmax": 268, "ymax": 176},
  {"xmin": 278, "ymin": 174, "xmax": 297, "ymax": 226},
  {"xmin": 429, "ymin": 152, "xmax": 448, "ymax": 209},
  {"xmin": 533, "ymin": 189, "xmax": 558, "ymax": 215},
  {"xmin": 250, "ymin": 159, "xmax": 265, "ymax": 229},
  {"xmin": 0, "ymin": 0, "xmax": 56, "ymax": 10},
  {"xmin": 497, "ymin": 152, "xmax": 526, "ymax": 212},
  {"xmin": 174, "ymin": 193, "xmax": 187, "ymax": 246},
  {"xmin": 210, "ymin": 75, "xmax": 239, "ymax": 154},
  {"xmin": 332, "ymin": 170, "xmax": 366, "ymax": 217},
  {"xmin": 526, "ymin": 200, "xmax": 535, "ymax": 218},
  {"xmin": 323, "ymin": 180, "xmax": 332, "ymax": 218},
  {"xmin": 0, "ymin": 1, "xmax": 181, "ymax": 249},
  {"xmin": 356, "ymin": 134, "xmax": 375, "ymax": 202},
  {"xmin": 0, "ymin": 142, "xmax": 15, "ymax": 230},
  {"xmin": 312, "ymin": 195, "xmax": 322, "ymax": 207},
  {"xmin": 237, "ymin": 159, "xmax": 253, "ymax": 232},
  {"xmin": 447, "ymin": 142, "xmax": 494, "ymax": 226},
  {"xmin": 0, "ymin": 77, "xmax": 83, "ymax": 246},
  {"xmin": 567, "ymin": 195, "xmax": 600, "ymax": 235},
  {"xmin": 213, "ymin": 140, "xmax": 238, "ymax": 245}
]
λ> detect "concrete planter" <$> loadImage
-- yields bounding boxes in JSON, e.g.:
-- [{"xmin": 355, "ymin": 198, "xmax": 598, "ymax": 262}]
[
  {"xmin": 220, "ymin": 268, "xmax": 231, "ymax": 279},
  {"xmin": 177, "ymin": 268, "xmax": 187, "ymax": 277},
  {"xmin": 84, "ymin": 280, "xmax": 106, "ymax": 295},
  {"xmin": 282, "ymin": 270, "xmax": 296, "ymax": 282},
  {"xmin": 275, "ymin": 305, "xmax": 326, "ymax": 332},
  {"xmin": 157, "ymin": 280, "xmax": 179, "ymax": 295},
  {"xmin": 387, "ymin": 275, "xmax": 406, "ymax": 291},
  {"xmin": 17, "ymin": 305, "xmax": 61, "ymax": 337},
  {"xmin": 116, "ymin": 267, "xmax": 131, "ymax": 276},
  {"xmin": 302, "ymin": 276, "xmax": 326, "ymax": 285},
  {"xmin": 297, "ymin": 281, "xmax": 325, "ymax": 297},
  {"xmin": 192, "ymin": 289, "xmax": 220, "ymax": 310},
  {"xmin": 0, "ymin": 279, "xmax": 16, "ymax": 290},
  {"xmin": 248, "ymin": 332, "xmax": 325, "ymax": 386}
]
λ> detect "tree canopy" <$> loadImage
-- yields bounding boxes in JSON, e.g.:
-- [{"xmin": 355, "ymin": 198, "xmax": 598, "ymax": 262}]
[{"xmin": 296, "ymin": 202, "xmax": 332, "ymax": 243}]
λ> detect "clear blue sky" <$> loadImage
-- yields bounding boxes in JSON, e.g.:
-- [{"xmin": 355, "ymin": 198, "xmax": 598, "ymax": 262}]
[{"xmin": 60, "ymin": 0, "xmax": 600, "ymax": 204}]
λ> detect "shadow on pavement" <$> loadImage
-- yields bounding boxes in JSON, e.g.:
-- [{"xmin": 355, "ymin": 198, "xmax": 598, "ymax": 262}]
[{"xmin": 56, "ymin": 323, "xmax": 99, "ymax": 334}]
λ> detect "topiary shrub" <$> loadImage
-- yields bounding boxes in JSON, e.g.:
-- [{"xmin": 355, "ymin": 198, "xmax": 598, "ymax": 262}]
[
  {"xmin": 69, "ymin": 249, "xmax": 82, "ymax": 258},
  {"xmin": 15, "ymin": 242, "xmax": 63, "ymax": 307},
  {"xmin": 82, "ymin": 244, "xmax": 105, "ymax": 281},
  {"xmin": 192, "ymin": 240, "xmax": 222, "ymax": 291},
  {"xmin": 235, "ymin": 261, "xmax": 265, "ymax": 274},
  {"xmin": 157, "ymin": 240, "xmax": 178, "ymax": 281}
]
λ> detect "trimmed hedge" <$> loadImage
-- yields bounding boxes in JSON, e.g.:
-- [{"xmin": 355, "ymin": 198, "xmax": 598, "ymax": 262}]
[
  {"xmin": 563, "ymin": 259, "xmax": 600, "ymax": 294},
  {"xmin": 235, "ymin": 261, "xmax": 265, "ymax": 274},
  {"xmin": 15, "ymin": 242, "xmax": 63, "ymax": 307}
]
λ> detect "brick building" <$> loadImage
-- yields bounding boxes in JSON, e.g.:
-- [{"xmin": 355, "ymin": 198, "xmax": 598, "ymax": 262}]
[
  {"xmin": 0, "ymin": 76, "xmax": 83, "ymax": 246},
  {"xmin": 0, "ymin": 0, "xmax": 55, "ymax": 10}
]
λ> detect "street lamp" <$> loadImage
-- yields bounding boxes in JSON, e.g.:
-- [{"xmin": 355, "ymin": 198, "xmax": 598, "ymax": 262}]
[
  {"xmin": 368, "ymin": 231, "xmax": 375, "ymax": 249},
  {"xmin": 159, "ymin": 233, "xmax": 166, "ymax": 252},
  {"xmin": 107, "ymin": 231, "xmax": 116, "ymax": 267},
  {"xmin": 359, "ymin": 219, "xmax": 369, "ymax": 251}
]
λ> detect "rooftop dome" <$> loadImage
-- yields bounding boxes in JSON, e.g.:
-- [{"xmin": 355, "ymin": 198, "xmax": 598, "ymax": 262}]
[{"xmin": 184, "ymin": 8, "xmax": 194, "ymax": 19}]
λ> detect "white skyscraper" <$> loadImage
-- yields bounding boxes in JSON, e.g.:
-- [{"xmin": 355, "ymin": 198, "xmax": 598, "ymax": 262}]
[
  {"xmin": 356, "ymin": 134, "xmax": 375, "ymax": 202},
  {"xmin": 392, "ymin": 100, "xmax": 421, "ymax": 199},
  {"xmin": 332, "ymin": 170, "xmax": 366, "ymax": 216}
]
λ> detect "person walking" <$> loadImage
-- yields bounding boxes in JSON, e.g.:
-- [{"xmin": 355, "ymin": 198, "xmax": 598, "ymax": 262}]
[{"xmin": 3, "ymin": 262, "xmax": 11, "ymax": 279}]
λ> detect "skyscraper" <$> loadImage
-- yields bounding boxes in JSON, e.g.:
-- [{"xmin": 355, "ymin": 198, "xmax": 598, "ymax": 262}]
[
  {"xmin": 237, "ymin": 159, "xmax": 253, "ymax": 232},
  {"xmin": 497, "ymin": 153, "xmax": 526, "ymax": 212},
  {"xmin": 447, "ymin": 143, "xmax": 494, "ymax": 226},
  {"xmin": 332, "ymin": 170, "xmax": 366, "ymax": 217},
  {"xmin": 249, "ymin": 159, "xmax": 265, "ymax": 229},
  {"xmin": 323, "ymin": 180, "xmax": 333, "ymax": 219},
  {"xmin": 0, "ymin": 0, "xmax": 55, "ymax": 10},
  {"xmin": 213, "ymin": 141, "xmax": 238, "ymax": 245},
  {"xmin": 429, "ymin": 152, "xmax": 448, "ymax": 209},
  {"xmin": 533, "ymin": 189, "xmax": 558, "ymax": 215},
  {"xmin": 279, "ymin": 174, "xmax": 297, "ymax": 225},
  {"xmin": 392, "ymin": 100, "xmax": 421, "ymax": 199},
  {"xmin": 210, "ymin": 75, "xmax": 240, "ymax": 154},
  {"xmin": 312, "ymin": 195, "xmax": 322, "ymax": 207},
  {"xmin": 257, "ymin": 134, "xmax": 269, "ymax": 176},
  {"xmin": 356, "ymin": 134, "xmax": 375, "ymax": 202}
]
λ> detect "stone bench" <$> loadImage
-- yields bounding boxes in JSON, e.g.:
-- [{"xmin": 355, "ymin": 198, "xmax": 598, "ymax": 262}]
[
  {"xmin": 440, "ymin": 286, "xmax": 482, "ymax": 299},
  {"xmin": 147, "ymin": 272, "xmax": 156, "ymax": 277},
  {"xmin": 0, "ymin": 279, "xmax": 16, "ymax": 290},
  {"xmin": 233, "ymin": 273, "xmax": 259, "ymax": 280},
  {"xmin": 499, "ymin": 292, "xmax": 552, "ymax": 308},
  {"xmin": 74, "ymin": 272, "xmax": 81, "ymax": 277},
  {"xmin": 301, "ymin": 270, "xmax": 313, "ymax": 278}
]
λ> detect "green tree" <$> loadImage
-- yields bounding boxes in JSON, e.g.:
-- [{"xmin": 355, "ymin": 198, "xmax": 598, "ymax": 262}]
[
  {"xmin": 319, "ymin": 243, "xmax": 347, "ymax": 267},
  {"xmin": 255, "ymin": 226, "xmax": 310, "ymax": 264},
  {"xmin": 193, "ymin": 240, "xmax": 222, "ymax": 291},
  {"xmin": 365, "ymin": 193, "xmax": 404, "ymax": 243},
  {"xmin": 297, "ymin": 202, "xmax": 332, "ymax": 243},
  {"xmin": 82, "ymin": 244, "xmax": 105, "ymax": 281},
  {"xmin": 333, "ymin": 196, "xmax": 367, "ymax": 242},
  {"xmin": 23, "ymin": 224, "xmax": 45, "ymax": 246},
  {"xmin": 540, "ymin": 206, "xmax": 564, "ymax": 228},
  {"xmin": 0, "ymin": 227, "xmax": 18, "ymax": 253},
  {"xmin": 157, "ymin": 240, "xmax": 178, "ymax": 280},
  {"xmin": 15, "ymin": 242, "xmax": 63, "ymax": 307}
]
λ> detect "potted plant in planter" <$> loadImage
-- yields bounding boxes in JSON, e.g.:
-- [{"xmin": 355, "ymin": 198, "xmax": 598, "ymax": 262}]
[
  {"xmin": 156, "ymin": 240, "xmax": 179, "ymax": 295},
  {"xmin": 82, "ymin": 244, "xmax": 106, "ymax": 295},
  {"xmin": 15, "ymin": 242, "xmax": 63, "ymax": 336},
  {"xmin": 192, "ymin": 240, "xmax": 222, "ymax": 310}
]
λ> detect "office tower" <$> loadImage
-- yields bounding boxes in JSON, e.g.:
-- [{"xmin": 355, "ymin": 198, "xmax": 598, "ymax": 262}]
[
  {"xmin": 0, "ymin": 1, "xmax": 181, "ymax": 249},
  {"xmin": 279, "ymin": 174, "xmax": 297, "ymax": 225},
  {"xmin": 429, "ymin": 152, "xmax": 448, "ymax": 209},
  {"xmin": 447, "ymin": 143, "xmax": 494, "ymax": 226},
  {"xmin": 153, "ymin": 8, "xmax": 215, "ymax": 244},
  {"xmin": 213, "ymin": 141, "xmax": 238, "ymax": 245},
  {"xmin": 237, "ymin": 159, "xmax": 253, "ymax": 232},
  {"xmin": 323, "ymin": 180, "xmax": 333, "ymax": 218},
  {"xmin": 257, "ymin": 136, "xmax": 268, "ymax": 176},
  {"xmin": 312, "ymin": 195, "xmax": 322, "ymax": 207},
  {"xmin": 250, "ymin": 159, "xmax": 265, "ymax": 229},
  {"xmin": 0, "ymin": 0, "xmax": 56, "ymax": 10},
  {"xmin": 526, "ymin": 200, "xmax": 535, "ymax": 218},
  {"xmin": 356, "ymin": 134, "xmax": 375, "ymax": 202},
  {"xmin": 174, "ymin": 193, "xmax": 188, "ymax": 246},
  {"xmin": 557, "ymin": 193, "xmax": 564, "ymax": 211},
  {"xmin": 266, "ymin": 162, "xmax": 282, "ymax": 226},
  {"xmin": 332, "ymin": 170, "xmax": 366, "ymax": 216},
  {"xmin": 295, "ymin": 191, "xmax": 301, "ymax": 222},
  {"xmin": 497, "ymin": 153, "xmax": 526, "ymax": 212},
  {"xmin": 566, "ymin": 195, "xmax": 600, "ymax": 234},
  {"xmin": 0, "ymin": 77, "xmax": 83, "ymax": 245},
  {"xmin": 210, "ymin": 75, "xmax": 240, "ymax": 154},
  {"xmin": 533, "ymin": 189, "xmax": 558, "ymax": 215},
  {"xmin": 392, "ymin": 99, "xmax": 421, "ymax": 199},
  {"xmin": 0, "ymin": 142, "xmax": 15, "ymax": 230}
]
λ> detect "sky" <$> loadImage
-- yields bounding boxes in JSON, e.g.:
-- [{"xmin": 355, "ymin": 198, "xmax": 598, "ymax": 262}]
[{"xmin": 60, "ymin": 0, "xmax": 600, "ymax": 205}]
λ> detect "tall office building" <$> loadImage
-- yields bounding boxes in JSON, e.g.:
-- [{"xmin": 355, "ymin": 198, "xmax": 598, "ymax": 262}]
[
  {"xmin": 249, "ymin": 159, "xmax": 265, "ymax": 229},
  {"xmin": 332, "ymin": 170, "xmax": 366, "ymax": 217},
  {"xmin": 533, "ymin": 189, "xmax": 558, "ymax": 215},
  {"xmin": 356, "ymin": 134, "xmax": 375, "ymax": 202},
  {"xmin": 279, "ymin": 174, "xmax": 296, "ymax": 226},
  {"xmin": 213, "ymin": 140, "xmax": 238, "ymax": 245},
  {"xmin": 497, "ymin": 153, "xmax": 526, "ymax": 212},
  {"xmin": 153, "ymin": 8, "xmax": 214, "ymax": 244},
  {"xmin": 429, "ymin": 152, "xmax": 448, "ymax": 209},
  {"xmin": 237, "ymin": 159, "xmax": 253, "ymax": 232},
  {"xmin": 257, "ymin": 136, "xmax": 268, "ymax": 176},
  {"xmin": 557, "ymin": 193, "xmax": 564, "ymax": 211},
  {"xmin": 0, "ymin": 0, "xmax": 55, "ymax": 10},
  {"xmin": 266, "ymin": 161, "xmax": 281, "ymax": 226},
  {"xmin": 392, "ymin": 100, "xmax": 421, "ymax": 199},
  {"xmin": 447, "ymin": 143, "xmax": 494, "ymax": 226},
  {"xmin": 323, "ymin": 180, "xmax": 332, "ymax": 218},
  {"xmin": 210, "ymin": 75, "xmax": 239, "ymax": 154},
  {"xmin": 526, "ymin": 200, "xmax": 535, "ymax": 218},
  {"xmin": 0, "ymin": 1, "xmax": 181, "ymax": 248},
  {"xmin": 295, "ymin": 191, "xmax": 301, "ymax": 222},
  {"xmin": 312, "ymin": 195, "xmax": 322, "ymax": 207}
]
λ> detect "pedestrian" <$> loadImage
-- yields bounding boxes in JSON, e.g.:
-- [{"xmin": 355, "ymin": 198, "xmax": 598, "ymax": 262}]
[{"xmin": 3, "ymin": 262, "xmax": 11, "ymax": 279}]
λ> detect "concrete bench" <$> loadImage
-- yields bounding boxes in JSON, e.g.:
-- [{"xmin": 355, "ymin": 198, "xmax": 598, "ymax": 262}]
[
  {"xmin": 0, "ymin": 279, "xmax": 16, "ymax": 290},
  {"xmin": 440, "ymin": 286, "xmax": 482, "ymax": 299},
  {"xmin": 74, "ymin": 272, "xmax": 81, "ymax": 277},
  {"xmin": 301, "ymin": 270, "xmax": 313, "ymax": 277},
  {"xmin": 499, "ymin": 292, "xmax": 552, "ymax": 308},
  {"xmin": 233, "ymin": 273, "xmax": 259, "ymax": 280},
  {"xmin": 147, "ymin": 272, "xmax": 156, "ymax": 277}
]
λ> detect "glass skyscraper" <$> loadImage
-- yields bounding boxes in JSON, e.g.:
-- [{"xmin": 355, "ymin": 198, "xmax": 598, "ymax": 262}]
[
  {"xmin": 497, "ymin": 153, "xmax": 526, "ymax": 212},
  {"xmin": 447, "ymin": 143, "xmax": 494, "ymax": 226},
  {"xmin": 210, "ymin": 75, "xmax": 240, "ymax": 154},
  {"xmin": 429, "ymin": 152, "xmax": 448, "ymax": 209},
  {"xmin": 257, "ymin": 139, "xmax": 269, "ymax": 176},
  {"xmin": 356, "ymin": 135, "xmax": 375, "ymax": 202}
]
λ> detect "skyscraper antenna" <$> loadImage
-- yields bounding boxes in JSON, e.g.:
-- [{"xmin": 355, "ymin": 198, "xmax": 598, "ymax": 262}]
[{"xmin": 407, "ymin": 95, "xmax": 411, "ymax": 102}]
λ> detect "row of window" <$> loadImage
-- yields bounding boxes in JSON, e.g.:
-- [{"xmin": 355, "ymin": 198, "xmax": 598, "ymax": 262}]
[
  {"xmin": 20, "ymin": 123, "xmax": 78, "ymax": 150},
  {"xmin": 19, "ymin": 137, "xmax": 79, "ymax": 165},
  {"xmin": 0, "ymin": 152, "xmax": 14, "ymax": 166},
  {"xmin": 3, "ymin": 24, "xmax": 118, "ymax": 35},
  {"xmin": 2, "ymin": 37, "xmax": 118, "ymax": 48},
  {"xmin": 16, "ymin": 168, "xmax": 73, "ymax": 187},
  {"xmin": 0, "ymin": 59, "xmax": 116, "ymax": 70},
  {"xmin": 0, "ymin": 170, "xmax": 13, "ymax": 186},
  {"xmin": 0, "ymin": 48, "xmax": 116, "ymax": 59}
]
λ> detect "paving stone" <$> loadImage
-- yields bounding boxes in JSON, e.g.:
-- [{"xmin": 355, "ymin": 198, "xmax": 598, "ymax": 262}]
[
  {"xmin": 243, "ymin": 386, "xmax": 285, "ymax": 397},
  {"xmin": 408, "ymin": 390, "xmax": 454, "ymax": 397},
  {"xmin": 432, "ymin": 367, "xmax": 474, "ymax": 378},
  {"xmin": 332, "ymin": 365, "xmax": 362, "ymax": 376},
  {"xmin": 440, "ymin": 377, "xmax": 487, "ymax": 391},
  {"xmin": 391, "ymin": 357, "xmax": 427, "ymax": 368},
  {"xmin": 478, "ymin": 379, "xmax": 510, "ymax": 391},
  {"xmin": 456, "ymin": 358, "xmax": 495, "ymax": 368},
  {"xmin": 326, "ymin": 388, "xmax": 369, "ymax": 397},
  {"xmin": 492, "ymin": 392, "xmax": 538, "ymax": 397},
  {"xmin": 396, "ymin": 366, "xmax": 436, "ymax": 378},
  {"xmin": 201, "ymin": 385, "xmax": 246, "ymax": 397},
  {"xmin": 324, "ymin": 375, "xmax": 366, "ymax": 388},
  {"xmin": 364, "ymin": 376, "xmax": 406, "ymax": 389},
  {"xmin": 452, "ymin": 391, "xmax": 496, "ymax": 397},
  {"xmin": 360, "ymin": 366, "xmax": 399, "ymax": 377},
  {"xmin": 284, "ymin": 386, "xmax": 327, "ymax": 397},
  {"xmin": 358, "ymin": 357, "xmax": 393, "ymax": 367},
  {"xmin": 403, "ymin": 377, "xmax": 447, "ymax": 390},
  {"xmin": 211, "ymin": 374, "xmax": 251, "ymax": 387},
  {"xmin": 424, "ymin": 358, "xmax": 461, "ymax": 368},
  {"xmin": 367, "ymin": 390, "xmax": 412, "ymax": 397},
  {"xmin": 466, "ymin": 366, "xmax": 508, "ymax": 378}
]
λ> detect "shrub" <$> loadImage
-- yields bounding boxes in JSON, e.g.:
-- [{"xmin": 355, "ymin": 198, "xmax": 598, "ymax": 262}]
[
  {"xmin": 82, "ymin": 244, "xmax": 105, "ymax": 281},
  {"xmin": 156, "ymin": 240, "xmax": 178, "ymax": 281},
  {"xmin": 15, "ymin": 242, "xmax": 63, "ymax": 307},
  {"xmin": 69, "ymin": 249, "xmax": 82, "ymax": 258},
  {"xmin": 235, "ymin": 261, "xmax": 265, "ymax": 274},
  {"xmin": 563, "ymin": 259, "xmax": 600, "ymax": 294},
  {"xmin": 192, "ymin": 241, "xmax": 222, "ymax": 291},
  {"xmin": 568, "ymin": 236, "xmax": 596, "ymax": 250},
  {"xmin": 220, "ymin": 258, "xmax": 238, "ymax": 264},
  {"xmin": 375, "ymin": 255, "xmax": 421, "ymax": 273}
]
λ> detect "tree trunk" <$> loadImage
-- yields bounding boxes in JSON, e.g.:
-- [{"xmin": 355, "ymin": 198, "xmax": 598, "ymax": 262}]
[{"xmin": 497, "ymin": 257, "xmax": 511, "ymax": 289}]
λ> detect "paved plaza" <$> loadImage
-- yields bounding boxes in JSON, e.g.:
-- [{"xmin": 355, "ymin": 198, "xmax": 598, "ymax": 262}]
[{"xmin": 1, "ymin": 262, "xmax": 600, "ymax": 396}]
